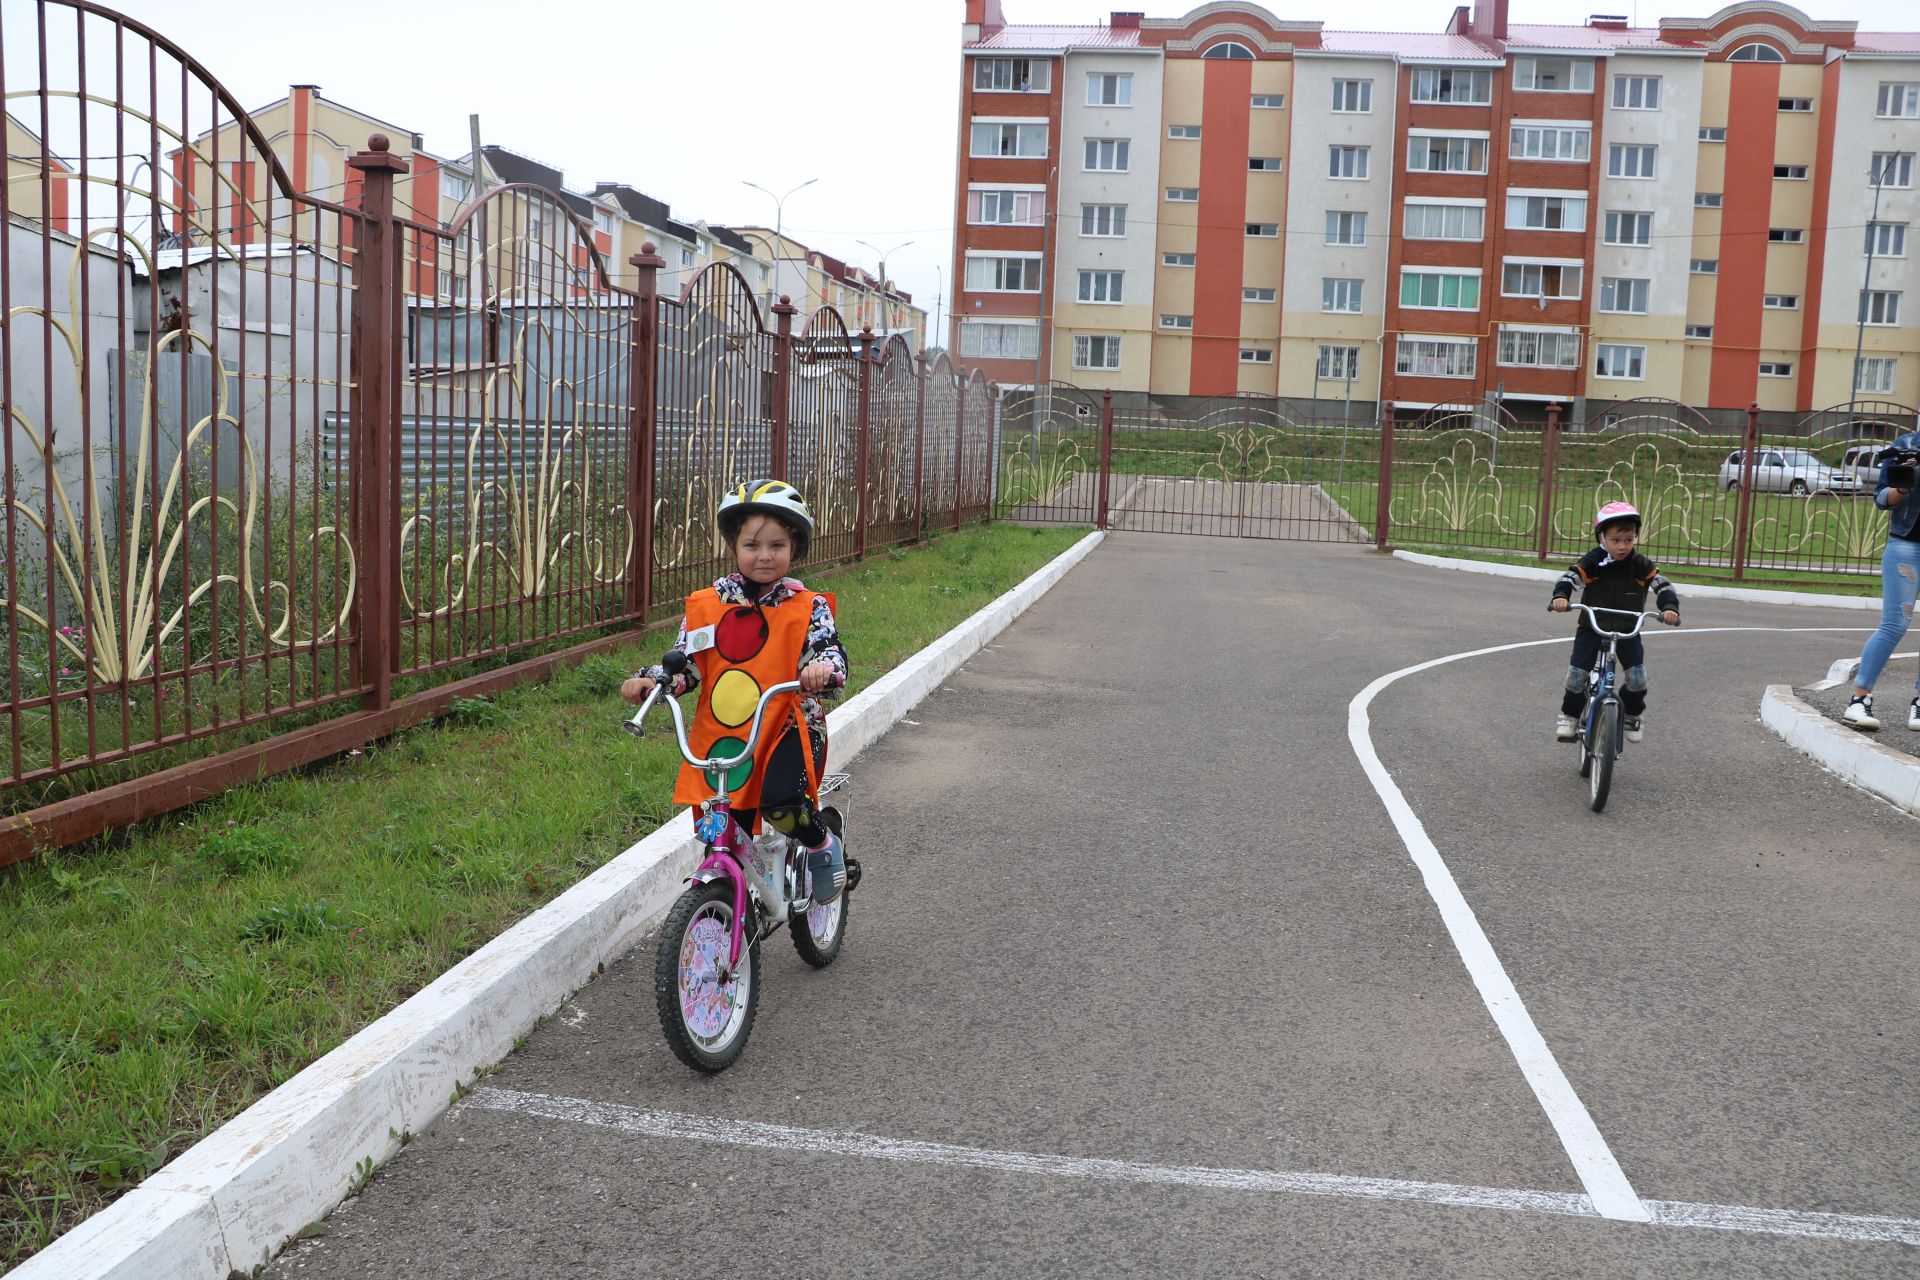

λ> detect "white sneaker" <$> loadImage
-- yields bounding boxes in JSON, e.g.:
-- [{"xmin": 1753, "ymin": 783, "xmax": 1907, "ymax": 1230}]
[
  {"xmin": 1908, "ymin": 697, "xmax": 1920, "ymax": 731},
  {"xmin": 1624, "ymin": 716, "xmax": 1644, "ymax": 744},
  {"xmin": 1555, "ymin": 713, "xmax": 1578, "ymax": 742},
  {"xmin": 1842, "ymin": 695, "xmax": 1880, "ymax": 731}
]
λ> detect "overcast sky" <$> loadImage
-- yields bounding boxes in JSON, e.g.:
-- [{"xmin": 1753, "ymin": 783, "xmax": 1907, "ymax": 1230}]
[{"xmin": 69, "ymin": 0, "xmax": 1920, "ymax": 336}]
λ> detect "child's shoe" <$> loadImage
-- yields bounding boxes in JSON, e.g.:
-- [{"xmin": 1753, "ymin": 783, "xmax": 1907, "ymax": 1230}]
[
  {"xmin": 1554, "ymin": 713, "xmax": 1578, "ymax": 742},
  {"xmin": 806, "ymin": 831, "xmax": 845, "ymax": 904},
  {"xmin": 1623, "ymin": 715, "xmax": 1644, "ymax": 744},
  {"xmin": 1908, "ymin": 697, "xmax": 1920, "ymax": 731},
  {"xmin": 1842, "ymin": 695, "xmax": 1880, "ymax": 731}
]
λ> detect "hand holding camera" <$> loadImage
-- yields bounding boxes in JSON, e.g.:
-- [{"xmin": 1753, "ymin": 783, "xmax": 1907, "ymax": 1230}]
[{"xmin": 1884, "ymin": 450, "xmax": 1919, "ymax": 497}]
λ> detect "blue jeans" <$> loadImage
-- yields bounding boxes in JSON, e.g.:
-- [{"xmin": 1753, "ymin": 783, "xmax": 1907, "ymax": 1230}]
[{"xmin": 1857, "ymin": 537, "xmax": 1920, "ymax": 692}]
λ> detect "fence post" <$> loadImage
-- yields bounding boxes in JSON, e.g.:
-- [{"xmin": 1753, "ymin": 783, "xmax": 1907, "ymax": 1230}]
[
  {"xmin": 1374, "ymin": 405, "xmax": 1395, "ymax": 550},
  {"xmin": 953, "ymin": 373, "xmax": 966, "ymax": 531},
  {"xmin": 345, "ymin": 135, "xmax": 409, "ymax": 710},
  {"xmin": 1536, "ymin": 400, "xmax": 1562, "ymax": 561},
  {"xmin": 1096, "ymin": 387, "xmax": 1114, "ymax": 530},
  {"xmin": 912, "ymin": 351, "xmax": 928, "ymax": 541},
  {"xmin": 855, "ymin": 326, "xmax": 874, "ymax": 558},
  {"xmin": 627, "ymin": 244, "xmax": 665, "ymax": 623},
  {"xmin": 1731, "ymin": 401, "xmax": 1762, "ymax": 581},
  {"xmin": 770, "ymin": 294, "xmax": 797, "ymax": 478}
]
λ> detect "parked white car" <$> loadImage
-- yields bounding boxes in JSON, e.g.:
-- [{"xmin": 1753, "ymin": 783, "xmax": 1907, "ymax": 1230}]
[{"xmin": 1717, "ymin": 448, "xmax": 1857, "ymax": 495}]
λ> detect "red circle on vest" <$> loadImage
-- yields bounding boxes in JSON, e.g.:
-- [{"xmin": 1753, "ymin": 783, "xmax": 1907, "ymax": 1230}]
[{"xmin": 715, "ymin": 606, "xmax": 770, "ymax": 663}]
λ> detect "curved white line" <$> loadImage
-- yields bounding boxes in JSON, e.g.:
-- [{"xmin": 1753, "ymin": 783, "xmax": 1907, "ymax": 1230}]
[{"xmin": 1347, "ymin": 626, "xmax": 1872, "ymax": 1224}]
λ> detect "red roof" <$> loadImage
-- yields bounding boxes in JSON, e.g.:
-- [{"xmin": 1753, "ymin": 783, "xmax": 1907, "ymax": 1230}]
[
  {"xmin": 970, "ymin": 24, "xmax": 1143, "ymax": 50},
  {"xmin": 1316, "ymin": 31, "xmax": 1500, "ymax": 59},
  {"xmin": 1853, "ymin": 32, "xmax": 1920, "ymax": 52},
  {"xmin": 1503, "ymin": 22, "xmax": 1700, "ymax": 50}
]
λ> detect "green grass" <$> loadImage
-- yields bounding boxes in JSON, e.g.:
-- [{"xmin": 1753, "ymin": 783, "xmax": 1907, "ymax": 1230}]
[
  {"xmin": 0, "ymin": 522, "xmax": 1086, "ymax": 1267},
  {"xmin": 1394, "ymin": 544, "xmax": 1886, "ymax": 597}
]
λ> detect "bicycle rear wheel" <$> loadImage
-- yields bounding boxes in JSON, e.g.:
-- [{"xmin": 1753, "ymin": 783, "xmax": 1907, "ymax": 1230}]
[
  {"xmin": 1589, "ymin": 701, "xmax": 1619, "ymax": 812},
  {"xmin": 654, "ymin": 880, "xmax": 760, "ymax": 1072}
]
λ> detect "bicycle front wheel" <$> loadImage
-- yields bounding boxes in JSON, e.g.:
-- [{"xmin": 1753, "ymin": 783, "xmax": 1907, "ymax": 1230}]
[
  {"xmin": 1589, "ymin": 701, "xmax": 1619, "ymax": 812},
  {"xmin": 655, "ymin": 880, "xmax": 760, "ymax": 1073}
]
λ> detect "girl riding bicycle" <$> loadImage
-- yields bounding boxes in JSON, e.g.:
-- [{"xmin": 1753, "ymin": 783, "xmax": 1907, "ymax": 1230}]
[
  {"xmin": 1551, "ymin": 501, "xmax": 1681, "ymax": 744},
  {"xmin": 620, "ymin": 480, "xmax": 850, "ymax": 902}
]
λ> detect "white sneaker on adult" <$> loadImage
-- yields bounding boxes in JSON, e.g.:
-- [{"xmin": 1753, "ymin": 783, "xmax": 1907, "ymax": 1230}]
[
  {"xmin": 1842, "ymin": 695, "xmax": 1880, "ymax": 731},
  {"xmin": 1555, "ymin": 713, "xmax": 1578, "ymax": 742},
  {"xmin": 1908, "ymin": 697, "xmax": 1920, "ymax": 731}
]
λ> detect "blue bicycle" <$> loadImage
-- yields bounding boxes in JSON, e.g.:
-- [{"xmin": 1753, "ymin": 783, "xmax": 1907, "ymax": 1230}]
[{"xmin": 1558, "ymin": 604, "xmax": 1662, "ymax": 813}]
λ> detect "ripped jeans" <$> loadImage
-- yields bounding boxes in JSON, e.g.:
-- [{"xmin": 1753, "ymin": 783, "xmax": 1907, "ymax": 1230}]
[
  {"xmin": 1561, "ymin": 629, "xmax": 1648, "ymax": 717},
  {"xmin": 1856, "ymin": 536, "xmax": 1920, "ymax": 692}
]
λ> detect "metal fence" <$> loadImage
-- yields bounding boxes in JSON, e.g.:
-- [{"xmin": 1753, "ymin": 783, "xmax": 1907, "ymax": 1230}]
[{"xmin": 0, "ymin": 0, "xmax": 997, "ymax": 860}]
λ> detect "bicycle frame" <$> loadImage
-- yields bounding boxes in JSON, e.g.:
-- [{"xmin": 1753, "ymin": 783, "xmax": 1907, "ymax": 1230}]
[{"xmin": 1565, "ymin": 604, "xmax": 1657, "ymax": 750}]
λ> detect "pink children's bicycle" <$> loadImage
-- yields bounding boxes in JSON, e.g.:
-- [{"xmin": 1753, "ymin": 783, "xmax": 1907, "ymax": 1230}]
[{"xmin": 625, "ymin": 649, "xmax": 858, "ymax": 1072}]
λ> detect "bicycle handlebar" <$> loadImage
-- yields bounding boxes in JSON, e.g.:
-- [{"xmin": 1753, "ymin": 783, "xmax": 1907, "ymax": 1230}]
[
  {"xmin": 625, "ymin": 666, "xmax": 805, "ymax": 774},
  {"xmin": 1549, "ymin": 601, "xmax": 1671, "ymax": 639}
]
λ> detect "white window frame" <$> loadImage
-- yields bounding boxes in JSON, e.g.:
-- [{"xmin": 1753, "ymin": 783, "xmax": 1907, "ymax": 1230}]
[
  {"xmin": 1329, "ymin": 146, "xmax": 1370, "ymax": 180},
  {"xmin": 1758, "ymin": 360, "xmax": 1794, "ymax": 377},
  {"xmin": 1162, "ymin": 251, "xmax": 1197, "ymax": 267},
  {"xmin": 1866, "ymin": 221, "xmax": 1908, "ymax": 257},
  {"xmin": 968, "ymin": 186, "xmax": 1046, "ymax": 226},
  {"xmin": 1239, "ymin": 347, "xmax": 1275, "ymax": 365},
  {"xmin": 1077, "ymin": 270, "xmax": 1125, "ymax": 304},
  {"xmin": 1087, "ymin": 72, "xmax": 1132, "ymax": 107},
  {"xmin": 1690, "ymin": 258, "xmax": 1718, "ymax": 274},
  {"xmin": 1598, "ymin": 276, "xmax": 1651, "ymax": 314},
  {"xmin": 1168, "ymin": 124, "xmax": 1203, "ymax": 139},
  {"xmin": 1246, "ymin": 222, "xmax": 1280, "ymax": 237},
  {"xmin": 973, "ymin": 57, "xmax": 1050, "ymax": 93},
  {"xmin": 1165, "ymin": 187, "xmax": 1199, "ymax": 202},
  {"xmin": 1612, "ymin": 75, "xmax": 1661, "ymax": 110},
  {"xmin": 1772, "ymin": 164, "xmax": 1809, "ymax": 179},
  {"xmin": 1603, "ymin": 209, "xmax": 1652, "ymax": 246},
  {"xmin": 1501, "ymin": 258, "xmax": 1584, "ymax": 301},
  {"xmin": 1877, "ymin": 83, "xmax": 1920, "ymax": 119},
  {"xmin": 1871, "ymin": 153, "xmax": 1915, "ymax": 189},
  {"xmin": 1399, "ymin": 267, "xmax": 1482, "ymax": 311},
  {"xmin": 1408, "ymin": 131, "xmax": 1490, "ymax": 175},
  {"xmin": 1410, "ymin": 67, "xmax": 1493, "ymax": 105},
  {"xmin": 1507, "ymin": 189, "xmax": 1588, "ymax": 232},
  {"xmin": 1248, "ymin": 156, "xmax": 1284, "ymax": 172},
  {"xmin": 1778, "ymin": 97, "xmax": 1813, "ymax": 113},
  {"xmin": 1079, "ymin": 203, "xmax": 1126, "ymax": 237},
  {"xmin": 1159, "ymin": 313, "xmax": 1194, "ymax": 330},
  {"xmin": 1607, "ymin": 143, "xmax": 1657, "ymax": 179},
  {"xmin": 1860, "ymin": 290, "xmax": 1902, "ymax": 326},
  {"xmin": 957, "ymin": 319, "xmax": 1040, "ymax": 359},
  {"xmin": 1514, "ymin": 56, "xmax": 1594, "ymax": 93},
  {"xmin": 1695, "ymin": 192, "xmax": 1723, "ymax": 208},
  {"xmin": 1509, "ymin": 122, "xmax": 1591, "ymax": 162},
  {"xmin": 1763, "ymin": 293, "xmax": 1799, "ymax": 309},
  {"xmin": 963, "ymin": 252, "xmax": 1044, "ymax": 293},
  {"xmin": 969, "ymin": 118, "xmax": 1049, "ymax": 158},
  {"xmin": 1395, "ymin": 335, "xmax": 1478, "ymax": 379},
  {"xmin": 1084, "ymin": 138, "xmax": 1131, "ymax": 172},
  {"xmin": 1768, "ymin": 227, "xmax": 1805, "ymax": 244},
  {"xmin": 1594, "ymin": 343, "xmax": 1647, "ymax": 380},
  {"xmin": 1322, "ymin": 277, "xmax": 1364, "ymax": 313},
  {"xmin": 1243, "ymin": 286, "xmax": 1277, "ymax": 303},
  {"xmin": 1699, "ymin": 126, "xmax": 1727, "ymax": 142},
  {"xmin": 1855, "ymin": 355, "xmax": 1898, "ymax": 394},
  {"xmin": 1685, "ymin": 324, "xmax": 1714, "ymax": 340},
  {"xmin": 1252, "ymin": 93, "xmax": 1286, "ymax": 108},
  {"xmin": 1317, "ymin": 344, "xmax": 1361, "ymax": 380},
  {"xmin": 1729, "ymin": 43, "xmax": 1784, "ymax": 63},
  {"xmin": 1072, "ymin": 334, "xmax": 1123, "ymax": 370},
  {"xmin": 1332, "ymin": 79, "xmax": 1373, "ymax": 113},
  {"xmin": 1497, "ymin": 325, "xmax": 1582, "ymax": 370},
  {"xmin": 1325, "ymin": 210, "xmax": 1367, "ymax": 245},
  {"xmin": 1404, "ymin": 199, "xmax": 1486, "ymax": 241}
]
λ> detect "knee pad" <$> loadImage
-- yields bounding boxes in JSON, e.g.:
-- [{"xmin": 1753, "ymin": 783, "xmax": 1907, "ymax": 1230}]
[
  {"xmin": 1564, "ymin": 666, "xmax": 1587, "ymax": 695},
  {"xmin": 763, "ymin": 805, "xmax": 803, "ymax": 835},
  {"xmin": 1624, "ymin": 664, "xmax": 1648, "ymax": 693}
]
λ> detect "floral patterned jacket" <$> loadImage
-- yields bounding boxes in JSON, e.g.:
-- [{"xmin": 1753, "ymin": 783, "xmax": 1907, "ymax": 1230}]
[{"xmin": 653, "ymin": 573, "xmax": 849, "ymax": 733}]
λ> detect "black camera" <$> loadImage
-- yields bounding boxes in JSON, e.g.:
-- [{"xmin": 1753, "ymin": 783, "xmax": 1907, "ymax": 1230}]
[{"xmin": 1886, "ymin": 450, "xmax": 1920, "ymax": 491}]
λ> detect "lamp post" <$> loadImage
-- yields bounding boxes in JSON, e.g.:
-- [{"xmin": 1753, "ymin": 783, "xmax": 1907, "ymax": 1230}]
[
  {"xmin": 1847, "ymin": 163, "xmax": 1888, "ymax": 429},
  {"xmin": 742, "ymin": 177, "xmax": 817, "ymax": 316},
  {"xmin": 856, "ymin": 237, "xmax": 914, "ymax": 340},
  {"xmin": 931, "ymin": 261, "xmax": 942, "ymax": 353}
]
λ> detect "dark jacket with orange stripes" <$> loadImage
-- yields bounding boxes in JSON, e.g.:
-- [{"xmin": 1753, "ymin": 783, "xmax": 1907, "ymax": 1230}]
[{"xmin": 1551, "ymin": 549, "xmax": 1680, "ymax": 631}]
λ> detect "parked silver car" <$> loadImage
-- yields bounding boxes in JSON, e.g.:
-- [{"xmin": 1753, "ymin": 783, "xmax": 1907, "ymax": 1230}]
[{"xmin": 1717, "ymin": 448, "xmax": 1858, "ymax": 495}]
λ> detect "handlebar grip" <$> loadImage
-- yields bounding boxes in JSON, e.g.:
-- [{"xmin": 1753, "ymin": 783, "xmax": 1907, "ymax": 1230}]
[{"xmin": 661, "ymin": 649, "xmax": 688, "ymax": 677}]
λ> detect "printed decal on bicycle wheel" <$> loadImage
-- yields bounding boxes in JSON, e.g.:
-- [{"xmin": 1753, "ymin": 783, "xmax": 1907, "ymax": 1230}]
[
  {"xmin": 705, "ymin": 736, "xmax": 753, "ymax": 792},
  {"xmin": 716, "ymin": 606, "xmax": 771, "ymax": 663},
  {"xmin": 710, "ymin": 669, "xmax": 762, "ymax": 728},
  {"xmin": 680, "ymin": 916, "xmax": 738, "ymax": 1039}
]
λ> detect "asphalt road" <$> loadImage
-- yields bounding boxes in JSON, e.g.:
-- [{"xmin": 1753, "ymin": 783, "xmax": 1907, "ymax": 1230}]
[{"xmin": 268, "ymin": 534, "xmax": 1919, "ymax": 1279}]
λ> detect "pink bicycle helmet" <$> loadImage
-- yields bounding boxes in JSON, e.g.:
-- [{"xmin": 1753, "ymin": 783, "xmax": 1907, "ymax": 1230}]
[{"xmin": 1594, "ymin": 500, "xmax": 1641, "ymax": 539}]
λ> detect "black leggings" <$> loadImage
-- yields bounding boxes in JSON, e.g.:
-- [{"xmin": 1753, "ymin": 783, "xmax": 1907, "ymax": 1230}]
[
  {"xmin": 1560, "ymin": 629, "xmax": 1649, "ymax": 718},
  {"xmin": 733, "ymin": 722, "xmax": 830, "ymax": 846}
]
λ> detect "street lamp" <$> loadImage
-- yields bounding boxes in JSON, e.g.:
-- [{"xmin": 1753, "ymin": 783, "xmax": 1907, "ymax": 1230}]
[
  {"xmin": 1847, "ymin": 162, "xmax": 1888, "ymax": 429},
  {"xmin": 856, "ymin": 237, "xmax": 914, "ymax": 339},
  {"xmin": 742, "ymin": 177, "xmax": 817, "ymax": 315}
]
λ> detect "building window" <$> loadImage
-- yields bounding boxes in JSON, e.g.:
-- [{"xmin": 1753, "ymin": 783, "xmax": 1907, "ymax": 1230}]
[
  {"xmin": 1758, "ymin": 361, "xmax": 1794, "ymax": 377},
  {"xmin": 680, "ymin": 247, "xmax": 695, "ymax": 268},
  {"xmin": 1396, "ymin": 336, "xmax": 1477, "ymax": 378},
  {"xmin": 1613, "ymin": 75, "xmax": 1661, "ymax": 109},
  {"xmin": 1202, "ymin": 41, "xmax": 1255, "ymax": 60},
  {"xmin": 1160, "ymin": 313, "xmax": 1194, "ymax": 330},
  {"xmin": 1867, "ymin": 221, "xmax": 1908, "ymax": 257},
  {"xmin": 1772, "ymin": 164, "xmax": 1809, "ymax": 179},
  {"xmin": 1607, "ymin": 144, "xmax": 1656, "ymax": 179},
  {"xmin": 963, "ymin": 254, "xmax": 1043, "ymax": 291},
  {"xmin": 1239, "ymin": 347, "xmax": 1275, "ymax": 364},
  {"xmin": 443, "ymin": 174, "xmax": 472, "ymax": 204},
  {"xmin": 1861, "ymin": 290, "xmax": 1902, "ymax": 325},
  {"xmin": 1325, "ymin": 211, "xmax": 1367, "ymax": 245},
  {"xmin": 1871, "ymin": 152, "xmax": 1915, "ymax": 188},
  {"xmin": 1084, "ymin": 138, "xmax": 1130, "ymax": 171},
  {"xmin": 1322, "ymin": 278, "xmax": 1364, "ymax": 312},
  {"xmin": 969, "ymin": 188, "xmax": 1044, "ymax": 225},
  {"xmin": 1497, "ymin": 326, "xmax": 1581, "ymax": 369},
  {"xmin": 970, "ymin": 120, "xmax": 1049, "ymax": 158},
  {"xmin": 1778, "ymin": 97, "xmax": 1813, "ymax": 113},
  {"xmin": 1162, "ymin": 251, "xmax": 1197, "ymax": 267},
  {"xmin": 1510, "ymin": 124, "xmax": 1591, "ymax": 161},
  {"xmin": 1507, "ymin": 192, "xmax": 1587, "ymax": 230},
  {"xmin": 1855, "ymin": 356, "xmax": 1898, "ymax": 394},
  {"xmin": 1877, "ymin": 83, "xmax": 1920, "ymax": 118},
  {"xmin": 1408, "ymin": 133, "xmax": 1489, "ymax": 174},
  {"xmin": 1252, "ymin": 93, "xmax": 1286, "ymax": 108},
  {"xmin": 1728, "ymin": 43, "xmax": 1784, "ymax": 62},
  {"xmin": 1073, "ymin": 334, "xmax": 1123, "ymax": 369},
  {"xmin": 1317, "ymin": 345, "xmax": 1361, "ymax": 379},
  {"xmin": 1077, "ymin": 270, "xmax": 1124, "ymax": 303},
  {"xmin": 1763, "ymin": 293, "xmax": 1798, "ymax": 308},
  {"xmin": 1603, "ymin": 210, "xmax": 1652, "ymax": 245},
  {"xmin": 958, "ymin": 320, "xmax": 1040, "ymax": 359},
  {"xmin": 1329, "ymin": 146, "xmax": 1370, "ymax": 179},
  {"xmin": 1243, "ymin": 286, "xmax": 1277, "ymax": 302},
  {"xmin": 1080, "ymin": 203, "xmax": 1126, "ymax": 236},
  {"xmin": 1411, "ymin": 67, "xmax": 1493, "ymax": 104},
  {"xmin": 1685, "ymin": 324, "xmax": 1714, "ymax": 339},
  {"xmin": 1502, "ymin": 259, "xmax": 1583, "ymax": 299},
  {"xmin": 1400, "ymin": 269, "xmax": 1481, "ymax": 310},
  {"xmin": 1165, "ymin": 187, "xmax": 1199, "ymax": 202},
  {"xmin": 1599, "ymin": 276, "xmax": 1650, "ymax": 314},
  {"xmin": 1087, "ymin": 72, "xmax": 1132, "ymax": 106},
  {"xmin": 974, "ymin": 57, "xmax": 1050, "ymax": 92},
  {"xmin": 1594, "ymin": 344, "xmax": 1646, "ymax": 379},
  {"xmin": 1249, "ymin": 156, "xmax": 1284, "ymax": 172},
  {"xmin": 1333, "ymin": 79, "xmax": 1373, "ymax": 112},
  {"xmin": 1695, "ymin": 192, "xmax": 1723, "ymax": 207},
  {"xmin": 1405, "ymin": 201, "xmax": 1485, "ymax": 240},
  {"xmin": 1768, "ymin": 227, "xmax": 1804, "ymax": 243},
  {"xmin": 1699, "ymin": 126, "xmax": 1727, "ymax": 142},
  {"xmin": 1246, "ymin": 222, "xmax": 1279, "ymax": 237},
  {"xmin": 1515, "ymin": 56, "xmax": 1594, "ymax": 92},
  {"xmin": 1690, "ymin": 258, "xmax": 1718, "ymax": 274},
  {"xmin": 1168, "ymin": 124, "xmax": 1203, "ymax": 139}
]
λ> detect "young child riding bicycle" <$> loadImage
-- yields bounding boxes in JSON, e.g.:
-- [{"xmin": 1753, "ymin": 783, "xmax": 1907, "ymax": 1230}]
[
  {"xmin": 1551, "ymin": 501, "xmax": 1681, "ymax": 745},
  {"xmin": 620, "ymin": 480, "xmax": 851, "ymax": 902}
]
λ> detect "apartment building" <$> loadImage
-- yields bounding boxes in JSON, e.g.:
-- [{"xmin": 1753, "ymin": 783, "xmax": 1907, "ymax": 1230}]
[{"xmin": 953, "ymin": 0, "xmax": 1920, "ymax": 419}]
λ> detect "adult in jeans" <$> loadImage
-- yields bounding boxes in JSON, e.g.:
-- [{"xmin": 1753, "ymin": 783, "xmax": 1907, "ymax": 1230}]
[{"xmin": 1843, "ymin": 430, "xmax": 1920, "ymax": 731}]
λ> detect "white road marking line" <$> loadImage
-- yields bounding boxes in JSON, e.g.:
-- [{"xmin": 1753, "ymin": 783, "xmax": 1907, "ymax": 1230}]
[
  {"xmin": 460, "ymin": 1087, "xmax": 1920, "ymax": 1246},
  {"xmin": 1349, "ymin": 625, "xmax": 1874, "ymax": 1225}
]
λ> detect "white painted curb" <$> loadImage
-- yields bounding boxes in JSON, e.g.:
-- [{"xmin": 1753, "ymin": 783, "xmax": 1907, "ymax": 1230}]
[
  {"xmin": 1391, "ymin": 550, "xmax": 1881, "ymax": 611},
  {"xmin": 15, "ymin": 529, "xmax": 1106, "ymax": 1280},
  {"xmin": 1761, "ymin": 684, "xmax": 1920, "ymax": 817}
]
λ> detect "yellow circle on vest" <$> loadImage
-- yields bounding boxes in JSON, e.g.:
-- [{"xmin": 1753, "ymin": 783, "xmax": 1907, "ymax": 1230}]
[{"xmin": 710, "ymin": 668, "xmax": 763, "ymax": 728}]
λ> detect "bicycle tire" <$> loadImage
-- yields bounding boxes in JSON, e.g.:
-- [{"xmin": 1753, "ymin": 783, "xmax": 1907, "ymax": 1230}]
[
  {"xmin": 1589, "ymin": 701, "xmax": 1618, "ymax": 812},
  {"xmin": 790, "ymin": 868, "xmax": 849, "ymax": 968},
  {"xmin": 654, "ymin": 880, "xmax": 760, "ymax": 1073}
]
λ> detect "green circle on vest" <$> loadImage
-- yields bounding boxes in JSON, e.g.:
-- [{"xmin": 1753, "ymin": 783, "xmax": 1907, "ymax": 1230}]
[{"xmin": 705, "ymin": 736, "xmax": 753, "ymax": 794}]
